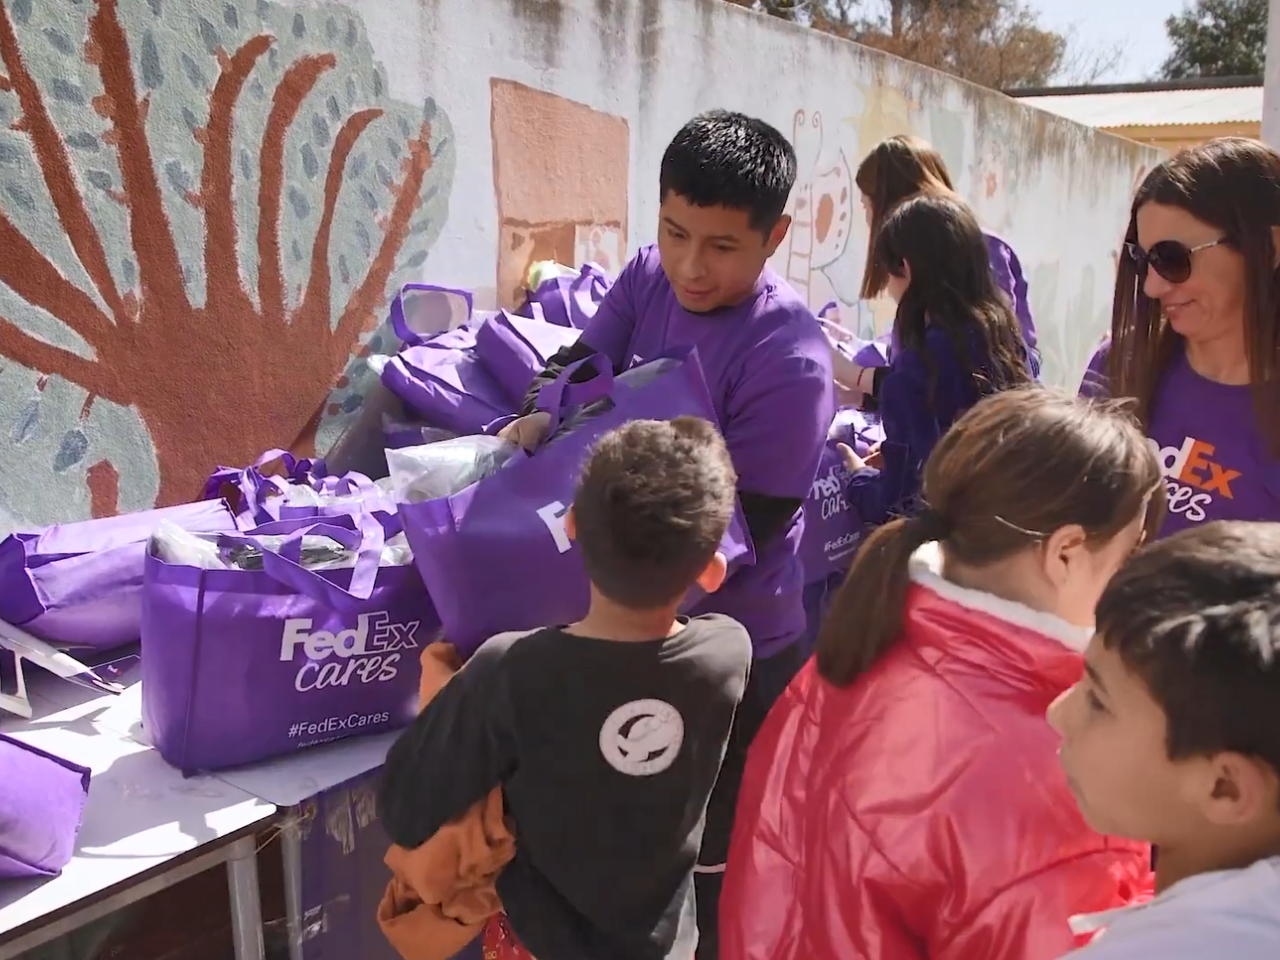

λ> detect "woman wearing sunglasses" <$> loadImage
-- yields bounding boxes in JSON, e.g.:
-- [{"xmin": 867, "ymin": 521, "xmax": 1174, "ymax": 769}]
[{"xmin": 1081, "ymin": 137, "xmax": 1280, "ymax": 536}]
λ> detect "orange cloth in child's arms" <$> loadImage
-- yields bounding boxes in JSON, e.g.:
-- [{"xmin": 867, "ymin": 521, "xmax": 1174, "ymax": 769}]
[{"xmin": 376, "ymin": 643, "xmax": 516, "ymax": 960}]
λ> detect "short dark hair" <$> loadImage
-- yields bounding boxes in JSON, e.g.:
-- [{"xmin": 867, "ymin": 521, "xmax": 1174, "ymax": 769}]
[
  {"xmin": 573, "ymin": 417, "xmax": 737, "ymax": 610},
  {"xmin": 817, "ymin": 389, "xmax": 1165, "ymax": 687},
  {"xmin": 1097, "ymin": 521, "xmax": 1280, "ymax": 785},
  {"xmin": 659, "ymin": 109, "xmax": 797, "ymax": 234}
]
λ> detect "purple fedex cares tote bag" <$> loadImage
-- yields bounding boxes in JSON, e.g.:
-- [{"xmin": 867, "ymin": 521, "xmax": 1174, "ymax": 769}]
[
  {"xmin": 399, "ymin": 349, "xmax": 755, "ymax": 656},
  {"xmin": 141, "ymin": 516, "xmax": 436, "ymax": 774}
]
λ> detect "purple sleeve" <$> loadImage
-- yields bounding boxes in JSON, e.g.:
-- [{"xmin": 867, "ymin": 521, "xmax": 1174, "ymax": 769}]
[
  {"xmin": 724, "ymin": 329, "xmax": 835, "ymax": 501},
  {"xmin": 1079, "ymin": 339, "xmax": 1112, "ymax": 398},
  {"xmin": 577, "ymin": 251, "xmax": 642, "ymax": 369},
  {"xmin": 987, "ymin": 237, "xmax": 1040, "ymax": 379},
  {"xmin": 846, "ymin": 353, "xmax": 939, "ymax": 525}
]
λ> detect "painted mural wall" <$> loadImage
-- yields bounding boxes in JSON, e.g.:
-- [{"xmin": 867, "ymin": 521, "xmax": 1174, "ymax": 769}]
[{"xmin": 0, "ymin": 0, "xmax": 1162, "ymax": 532}]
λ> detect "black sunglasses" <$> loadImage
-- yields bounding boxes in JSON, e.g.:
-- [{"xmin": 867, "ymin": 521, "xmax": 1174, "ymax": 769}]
[{"xmin": 1124, "ymin": 237, "xmax": 1227, "ymax": 284}]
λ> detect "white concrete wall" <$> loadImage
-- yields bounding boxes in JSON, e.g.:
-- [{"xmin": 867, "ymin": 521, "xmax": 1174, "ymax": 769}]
[{"xmin": 0, "ymin": 0, "xmax": 1161, "ymax": 528}]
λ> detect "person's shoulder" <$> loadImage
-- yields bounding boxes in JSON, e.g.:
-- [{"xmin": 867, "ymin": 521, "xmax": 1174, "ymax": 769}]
[
  {"xmin": 468, "ymin": 626, "xmax": 558, "ymax": 671},
  {"xmin": 683, "ymin": 614, "xmax": 752, "ymax": 659},
  {"xmin": 623, "ymin": 243, "xmax": 666, "ymax": 285},
  {"xmin": 755, "ymin": 270, "xmax": 822, "ymax": 333},
  {"xmin": 677, "ymin": 615, "xmax": 752, "ymax": 689},
  {"xmin": 1078, "ymin": 910, "xmax": 1280, "ymax": 960}
]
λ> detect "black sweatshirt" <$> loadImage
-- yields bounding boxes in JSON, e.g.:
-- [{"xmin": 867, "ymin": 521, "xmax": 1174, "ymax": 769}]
[{"xmin": 378, "ymin": 616, "xmax": 752, "ymax": 960}]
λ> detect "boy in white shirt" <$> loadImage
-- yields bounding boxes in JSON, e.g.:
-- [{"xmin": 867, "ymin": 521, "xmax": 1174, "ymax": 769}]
[{"xmin": 1048, "ymin": 520, "xmax": 1280, "ymax": 958}]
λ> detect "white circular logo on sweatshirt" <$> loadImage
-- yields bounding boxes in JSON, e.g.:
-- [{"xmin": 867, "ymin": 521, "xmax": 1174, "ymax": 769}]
[{"xmin": 599, "ymin": 699, "xmax": 685, "ymax": 776}]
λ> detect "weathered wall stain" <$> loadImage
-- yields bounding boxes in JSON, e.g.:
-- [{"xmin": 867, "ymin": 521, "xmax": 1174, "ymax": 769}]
[
  {"xmin": 0, "ymin": 0, "xmax": 1159, "ymax": 533},
  {"xmin": 490, "ymin": 78, "xmax": 628, "ymax": 309},
  {"xmin": 0, "ymin": 0, "xmax": 454, "ymax": 520}
]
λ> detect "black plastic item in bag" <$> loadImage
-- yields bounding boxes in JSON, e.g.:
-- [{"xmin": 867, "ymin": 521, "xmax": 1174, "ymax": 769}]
[{"xmin": 544, "ymin": 358, "xmax": 686, "ymax": 445}]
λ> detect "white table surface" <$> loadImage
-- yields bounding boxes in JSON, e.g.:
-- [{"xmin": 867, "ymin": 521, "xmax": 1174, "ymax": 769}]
[
  {"xmin": 0, "ymin": 685, "xmax": 277, "ymax": 939},
  {"xmin": 26, "ymin": 663, "xmax": 397, "ymax": 810}
]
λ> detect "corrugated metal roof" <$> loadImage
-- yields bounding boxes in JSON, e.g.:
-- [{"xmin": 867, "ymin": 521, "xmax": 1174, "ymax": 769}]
[{"xmin": 1018, "ymin": 86, "xmax": 1262, "ymax": 129}]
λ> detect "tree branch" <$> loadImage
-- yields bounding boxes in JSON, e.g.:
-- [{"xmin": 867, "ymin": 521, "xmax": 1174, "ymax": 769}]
[
  {"xmin": 0, "ymin": 210, "xmax": 118, "ymax": 350},
  {"xmin": 88, "ymin": 0, "xmax": 189, "ymax": 322},
  {"xmin": 295, "ymin": 107, "xmax": 382, "ymax": 333},
  {"xmin": 203, "ymin": 35, "xmax": 274, "ymax": 312},
  {"xmin": 0, "ymin": 1, "xmax": 127, "ymax": 326},
  {"xmin": 257, "ymin": 53, "xmax": 336, "ymax": 326},
  {"xmin": 333, "ymin": 122, "xmax": 433, "ymax": 354},
  {"xmin": 0, "ymin": 314, "xmax": 120, "ymax": 402}
]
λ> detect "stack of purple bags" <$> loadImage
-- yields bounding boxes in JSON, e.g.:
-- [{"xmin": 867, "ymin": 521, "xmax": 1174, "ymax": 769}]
[{"xmin": 378, "ymin": 264, "xmax": 610, "ymax": 442}]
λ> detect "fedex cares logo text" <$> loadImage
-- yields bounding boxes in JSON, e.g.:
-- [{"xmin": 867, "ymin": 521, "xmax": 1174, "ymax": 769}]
[
  {"xmin": 811, "ymin": 462, "xmax": 852, "ymax": 520},
  {"xmin": 279, "ymin": 612, "xmax": 420, "ymax": 693},
  {"xmin": 1152, "ymin": 436, "xmax": 1240, "ymax": 524}
]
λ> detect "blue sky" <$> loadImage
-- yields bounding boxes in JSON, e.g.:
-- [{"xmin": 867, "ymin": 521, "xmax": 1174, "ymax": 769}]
[{"xmin": 1028, "ymin": 0, "xmax": 1187, "ymax": 83}]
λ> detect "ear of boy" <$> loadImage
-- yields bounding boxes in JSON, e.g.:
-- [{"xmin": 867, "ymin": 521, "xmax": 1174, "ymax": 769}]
[
  {"xmin": 565, "ymin": 508, "xmax": 729, "ymax": 597},
  {"xmin": 1197, "ymin": 752, "xmax": 1280, "ymax": 829},
  {"xmin": 764, "ymin": 214, "xmax": 792, "ymax": 259}
]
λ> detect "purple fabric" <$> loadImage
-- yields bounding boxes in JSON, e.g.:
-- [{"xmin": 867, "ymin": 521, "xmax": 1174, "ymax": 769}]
[
  {"xmin": 984, "ymin": 232, "xmax": 1040, "ymax": 378},
  {"xmin": 0, "ymin": 500, "xmax": 240, "ymax": 651},
  {"xmin": 203, "ymin": 449, "xmax": 329, "ymax": 527},
  {"xmin": 1080, "ymin": 340, "xmax": 1280, "ymax": 536},
  {"xmin": 0, "ymin": 735, "xmax": 91, "ymax": 879},
  {"xmin": 141, "ymin": 516, "xmax": 433, "ymax": 774},
  {"xmin": 203, "ymin": 454, "xmax": 396, "ymax": 533},
  {"xmin": 381, "ymin": 327, "xmax": 514, "ymax": 437},
  {"xmin": 518, "ymin": 263, "xmax": 613, "ymax": 329},
  {"xmin": 474, "ymin": 310, "xmax": 582, "ymax": 405},
  {"xmin": 398, "ymin": 349, "xmax": 756, "ymax": 657},
  {"xmin": 800, "ymin": 412, "xmax": 884, "ymax": 583},
  {"xmin": 574, "ymin": 245, "xmax": 835, "ymax": 656}
]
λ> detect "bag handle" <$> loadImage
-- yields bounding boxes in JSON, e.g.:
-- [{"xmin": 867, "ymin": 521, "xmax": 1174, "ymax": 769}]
[
  {"xmin": 220, "ymin": 515, "xmax": 386, "ymax": 611},
  {"xmin": 535, "ymin": 353, "xmax": 615, "ymax": 438}
]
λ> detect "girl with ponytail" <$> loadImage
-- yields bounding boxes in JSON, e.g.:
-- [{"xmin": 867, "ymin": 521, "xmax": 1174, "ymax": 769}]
[{"xmin": 721, "ymin": 389, "xmax": 1165, "ymax": 960}]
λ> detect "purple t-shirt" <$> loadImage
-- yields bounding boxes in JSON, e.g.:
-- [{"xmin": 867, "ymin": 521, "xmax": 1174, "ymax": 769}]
[
  {"xmin": 579, "ymin": 245, "xmax": 835, "ymax": 656},
  {"xmin": 1081, "ymin": 341, "xmax": 1280, "ymax": 536}
]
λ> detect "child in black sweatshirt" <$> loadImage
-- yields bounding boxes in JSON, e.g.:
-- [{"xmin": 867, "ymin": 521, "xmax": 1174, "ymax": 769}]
[{"xmin": 379, "ymin": 417, "xmax": 752, "ymax": 960}]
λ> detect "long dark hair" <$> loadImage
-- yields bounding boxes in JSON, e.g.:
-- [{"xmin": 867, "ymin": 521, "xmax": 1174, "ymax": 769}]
[
  {"xmin": 875, "ymin": 193, "xmax": 1031, "ymax": 398},
  {"xmin": 816, "ymin": 389, "xmax": 1166, "ymax": 687},
  {"xmin": 856, "ymin": 135, "xmax": 955, "ymax": 299},
  {"xmin": 1110, "ymin": 137, "xmax": 1280, "ymax": 455}
]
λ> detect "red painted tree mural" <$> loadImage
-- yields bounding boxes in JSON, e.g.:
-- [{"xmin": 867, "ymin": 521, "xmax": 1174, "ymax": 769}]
[{"xmin": 0, "ymin": 0, "xmax": 447, "ymax": 508}]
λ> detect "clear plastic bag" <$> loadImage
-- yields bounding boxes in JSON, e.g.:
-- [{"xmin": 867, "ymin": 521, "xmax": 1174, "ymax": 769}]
[
  {"xmin": 149, "ymin": 521, "xmax": 414, "ymax": 571},
  {"xmin": 386, "ymin": 436, "xmax": 521, "ymax": 504}
]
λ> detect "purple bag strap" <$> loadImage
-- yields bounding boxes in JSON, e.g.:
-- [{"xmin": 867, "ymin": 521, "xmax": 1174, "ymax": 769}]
[
  {"xmin": 535, "ymin": 353, "xmax": 615, "ymax": 437},
  {"xmin": 315, "ymin": 472, "xmax": 379, "ymax": 498},
  {"xmin": 219, "ymin": 515, "xmax": 386, "ymax": 611},
  {"xmin": 389, "ymin": 283, "xmax": 474, "ymax": 346}
]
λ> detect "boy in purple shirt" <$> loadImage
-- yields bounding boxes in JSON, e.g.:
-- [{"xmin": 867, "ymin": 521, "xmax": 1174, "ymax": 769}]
[{"xmin": 500, "ymin": 109, "xmax": 835, "ymax": 957}]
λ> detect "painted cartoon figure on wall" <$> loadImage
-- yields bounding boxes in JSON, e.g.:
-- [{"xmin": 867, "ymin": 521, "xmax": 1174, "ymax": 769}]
[
  {"xmin": 779, "ymin": 109, "xmax": 853, "ymax": 318},
  {"xmin": 0, "ymin": 0, "xmax": 455, "ymax": 528}
]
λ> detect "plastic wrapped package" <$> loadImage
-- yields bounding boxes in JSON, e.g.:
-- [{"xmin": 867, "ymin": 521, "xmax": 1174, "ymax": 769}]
[
  {"xmin": 387, "ymin": 436, "xmax": 522, "ymax": 505},
  {"xmin": 148, "ymin": 520, "xmax": 414, "ymax": 572}
]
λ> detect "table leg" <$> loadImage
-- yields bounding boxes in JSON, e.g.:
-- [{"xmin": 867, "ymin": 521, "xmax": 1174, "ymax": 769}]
[
  {"xmin": 281, "ymin": 809, "xmax": 305, "ymax": 960},
  {"xmin": 226, "ymin": 835, "xmax": 266, "ymax": 960}
]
